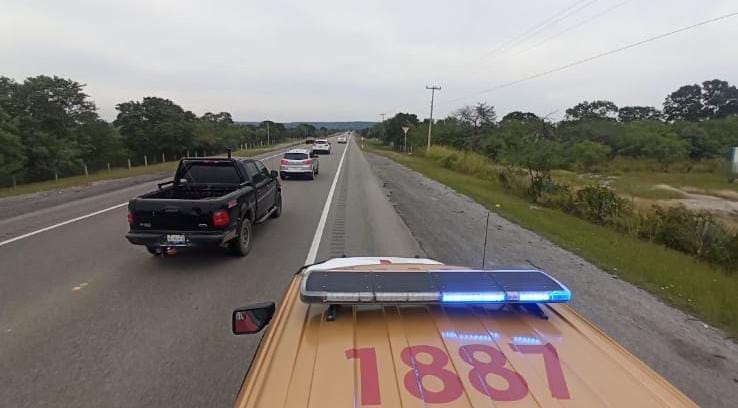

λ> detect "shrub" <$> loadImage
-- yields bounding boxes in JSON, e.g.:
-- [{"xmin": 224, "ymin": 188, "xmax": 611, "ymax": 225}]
[
  {"xmin": 640, "ymin": 205, "xmax": 737, "ymax": 273},
  {"xmin": 567, "ymin": 141, "xmax": 611, "ymax": 171},
  {"xmin": 567, "ymin": 185, "xmax": 631, "ymax": 225}
]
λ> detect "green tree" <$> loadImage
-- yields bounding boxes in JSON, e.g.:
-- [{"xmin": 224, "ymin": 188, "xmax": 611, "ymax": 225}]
[
  {"xmin": 487, "ymin": 117, "xmax": 543, "ymax": 160},
  {"xmin": 502, "ymin": 131, "xmax": 566, "ymax": 200},
  {"xmin": 664, "ymin": 84, "xmax": 703, "ymax": 121},
  {"xmin": 501, "ymin": 111, "xmax": 539, "ymax": 123},
  {"xmin": 557, "ymin": 119, "xmax": 621, "ymax": 148},
  {"xmin": 617, "ymin": 106, "xmax": 661, "ymax": 122},
  {"xmin": 115, "ymin": 97, "xmax": 197, "ymax": 159},
  {"xmin": 384, "ymin": 113, "xmax": 420, "ymax": 147},
  {"xmin": 701, "ymin": 79, "xmax": 738, "ymax": 119},
  {"xmin": 455, "ymin": 103, "xmax": 497, "ymax": 150},
  {"xmin": 296, "ymin": 123, "xmax": 317, "ymax": 138},
  {"xmin": 426, "ymin": 116, "xmax": 466, "ymax": 149},
  {"xmin": 642, "ymin": 136, "xmax": 689, "ymax": 169},
  {"xmin": 565, "ymin": 100, "xmax": 618, "ymax": 121},
  {"xmin": 456, "ymin": 102, "xmax": 497, "ymax": 129},
  {"xmin": 201, "ymin": 112, "xmax": 233, "ymax": 125},
  {"xmin": 568, "ymin": 141, "xmax": 611, "ymax": 171},
  {"xmin": 678, "ymin": 123, "xmax": 720, "ymax": 160},
  {"xmin": 11, "ymin": 76, "xmax": 101, "ymax": 179},
  {"xmin": 76, "ymin": 117, "xmax": 127, "ymax": 168},
  {"xmin": 0, "ymin": 105, "xmax": 25, "ymax": 180}
]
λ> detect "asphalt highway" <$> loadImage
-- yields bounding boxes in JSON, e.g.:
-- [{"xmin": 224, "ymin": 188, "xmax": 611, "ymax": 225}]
[{"xmin": 0, "ymin": 134, "xmax": 420, "ymax": 408}]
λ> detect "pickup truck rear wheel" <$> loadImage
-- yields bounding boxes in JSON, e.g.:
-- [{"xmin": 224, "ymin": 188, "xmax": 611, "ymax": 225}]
[
  {"xmin": 146, "ymin": 246, "xmax": 163, "ymax": 256},
  {"xmin": 270, "ymin": 193, "xmax": 282, "ymax": 218},
  {"xmin": 230, "ymin": 217, "xmax": 253, "ymax": 257}
]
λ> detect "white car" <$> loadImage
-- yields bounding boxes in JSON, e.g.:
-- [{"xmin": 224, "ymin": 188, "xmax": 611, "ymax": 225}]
[
  {"xmin": 337, "ymin": 135, "xmax": 347, "ymax": 144},
  {"xmin": 312, "ymin": 139, "xmax": 331, "ymax": 154},
  {"xmin": 279, "ymin": 149, "xmax": 319, "ymax": 180}
]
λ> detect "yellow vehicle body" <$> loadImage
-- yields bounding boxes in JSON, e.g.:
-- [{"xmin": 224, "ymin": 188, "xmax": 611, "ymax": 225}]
[{"xmin": 234, "ymin": 258, "xmax": 696, "ymax": 407}]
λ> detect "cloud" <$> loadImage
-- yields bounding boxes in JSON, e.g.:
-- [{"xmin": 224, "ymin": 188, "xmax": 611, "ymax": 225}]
[{"xmin": 1, "ymin": 0, "xmax": 736, "ymax": 121}]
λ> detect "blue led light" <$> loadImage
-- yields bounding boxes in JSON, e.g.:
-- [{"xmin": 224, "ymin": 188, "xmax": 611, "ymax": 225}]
[
  {"xmin": 442, "ymin": 292, "xmax": 505, "ymax": 303},
  {"xmin": 441, "ymin": 330, "xmax": 500, "ymax": 341},
  {"xmin": 549, "ymin": 290, "xmax": 572, "ymax": 302},
  {"xmin": 513, "ymin": 336, "xmax": 542, "ymax": 345},
  {"xmin": 518, "ymin": 292, "xmax": 550, "ymax": 302}
]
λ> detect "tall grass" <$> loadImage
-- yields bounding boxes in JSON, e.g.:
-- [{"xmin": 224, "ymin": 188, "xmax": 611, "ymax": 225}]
[
  {"xmin": 423, "ymin": 146, "xmax": 497, "ymax": 178},
  {"xmin": 418, "ymin": 144, "xmax": 738, "ymax": 274}
]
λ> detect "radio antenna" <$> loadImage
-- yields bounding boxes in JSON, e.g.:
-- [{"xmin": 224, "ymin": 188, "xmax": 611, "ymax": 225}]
[{"xmin": 481, "ymin": 212, "xmax": 490, "ymax": 268}]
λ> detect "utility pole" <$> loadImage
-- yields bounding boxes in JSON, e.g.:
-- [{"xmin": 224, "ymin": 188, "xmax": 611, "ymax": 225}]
[
  {"xmin": 380, "ymin": 113, "xmax": 387, "ymax": 142},
  {"xmin": 266, "ymin": 122, "xmax": 270, "ymax": 145},
  {"xmin": 402, "ymin": 126, "xmax": 410, "ymax": 153},
  {"xmin": 425, "ymin": 85, "xmax": 441, "ymax": 151}
]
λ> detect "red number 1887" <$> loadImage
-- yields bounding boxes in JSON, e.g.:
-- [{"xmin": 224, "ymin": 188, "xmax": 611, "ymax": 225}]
[{"xmin": 346, "ymin": 342, "xmax": 569, "ymax": 405}]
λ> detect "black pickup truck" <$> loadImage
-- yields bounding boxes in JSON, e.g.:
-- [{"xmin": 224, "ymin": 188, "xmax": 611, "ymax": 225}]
[{"xmin": 126, "ymin": 156, "xmax": 282, "ymax": 256}]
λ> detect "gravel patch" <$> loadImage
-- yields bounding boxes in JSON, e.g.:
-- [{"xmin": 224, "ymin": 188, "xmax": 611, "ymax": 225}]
[{"xmin": 366, "ymin": 152, "xmax": 738, "ymax": 408}]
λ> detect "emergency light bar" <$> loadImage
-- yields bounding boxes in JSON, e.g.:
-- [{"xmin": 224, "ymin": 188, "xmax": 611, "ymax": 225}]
[{"xmin": 300, "ymin": 268, "xmax": 571, "ymax": 305}]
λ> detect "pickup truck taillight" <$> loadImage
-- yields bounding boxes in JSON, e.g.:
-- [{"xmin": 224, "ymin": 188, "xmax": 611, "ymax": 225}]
[
  {"xmin": 280, "ymin": 159, "xmax": 289, "ymax": 165},
  {"xmin": 212, "ymin": 210, "xmax": 231, "ymax": 227},
  {"xmin": 127, "ymin": 211, "xmax": 134, "ymax": 224},
  {"xmin": 303, "ymin": 159, "xmax": 313, "ymax": 165}
]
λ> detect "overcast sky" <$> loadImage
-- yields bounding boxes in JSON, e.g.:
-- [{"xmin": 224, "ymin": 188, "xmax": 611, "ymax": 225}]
[{"xmin": 2, "ymin": 0, "xmax": 736, "ymax": 122}]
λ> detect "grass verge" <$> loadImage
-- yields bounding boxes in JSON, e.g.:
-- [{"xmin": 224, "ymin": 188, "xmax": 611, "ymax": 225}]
[
  {"xmin": 365, "ymin": 142, "xmax": 738, "ymax": 339},
  {"xmin": 0, "ymin": 142, "xmax": 299, "ymax": 199}
]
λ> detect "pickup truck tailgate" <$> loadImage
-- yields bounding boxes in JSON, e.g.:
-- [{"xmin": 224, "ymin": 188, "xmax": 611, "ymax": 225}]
[{"xmin": 131, "ymin": 199, "xmax": 212, "ymax": 231}]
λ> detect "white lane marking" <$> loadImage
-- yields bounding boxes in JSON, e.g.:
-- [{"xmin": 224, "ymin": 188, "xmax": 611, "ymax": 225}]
[
  {"xmin": 0, "ymin": 202, "xmax": 128, "ymax": 247},
  {"xmin": 304, "ymin": 141, "xmax": 350, "ymax": 265},
  {"xmin": 0, "ymin": 145, "xmax": 301, "ymax": 248},
  {"xmin": 262, "ymin": 150, "xmax": 286, "ymax": 160}
]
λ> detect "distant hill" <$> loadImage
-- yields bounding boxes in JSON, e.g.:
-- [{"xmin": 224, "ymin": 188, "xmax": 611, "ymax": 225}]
[{"xmin": 237, "ymin": 121, "xmax": 376, "ymax": 130}]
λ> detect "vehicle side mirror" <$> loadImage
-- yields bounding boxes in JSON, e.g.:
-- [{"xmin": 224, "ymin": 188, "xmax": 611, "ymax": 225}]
[
  {"xmin": 232, "ymin": 302, "xmax": 275, "ymax": 335},
  {"xmin": 310, "ymin": 152, "xmax": 318, "ymax": 158},
  {"xmin": 270, "ymin": 170, "xmax": 278, "ymax": 178}
]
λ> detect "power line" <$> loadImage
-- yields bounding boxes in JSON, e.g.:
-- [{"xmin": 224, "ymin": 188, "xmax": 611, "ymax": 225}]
[
  {"xmin": 498, "ymin": 0, "xmax": 600, "ymax": 58},
  {"xmin": 480, "ymin": 0, "xmax": 588, "ymax": 59},
  {"xmin": 482, "ymin": 0, "xmax": 599, "ymax": 61},
  {"xmin": 448, "ymin": 11, "xmax": 738, "ymax": 104},
  {"xmin": 512, "ymin": 0, "xmax": 635, "ymax": 58}
]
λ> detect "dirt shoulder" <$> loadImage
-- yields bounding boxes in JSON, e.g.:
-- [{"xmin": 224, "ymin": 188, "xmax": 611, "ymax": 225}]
[{"xmin": 365, "ymin": 151, "xmax": 738, "ymax": 408}]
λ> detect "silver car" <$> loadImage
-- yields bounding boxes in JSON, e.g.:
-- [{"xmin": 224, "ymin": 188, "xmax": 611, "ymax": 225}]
[
  {"xmin": 312, "ymin": 139, "xmax": 331, "ymax": 154},
  {"xmin": 279, "ymin": 149, "xmax": 319, "ymax": 180}
]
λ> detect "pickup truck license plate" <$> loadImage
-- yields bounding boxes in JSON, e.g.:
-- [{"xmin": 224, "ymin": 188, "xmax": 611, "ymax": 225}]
[{"xmin": 166, "ymin": 234, "xmax": 186, "ymax": 244}]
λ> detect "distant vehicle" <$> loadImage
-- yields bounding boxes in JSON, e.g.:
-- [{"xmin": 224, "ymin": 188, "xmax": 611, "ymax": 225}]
[
  {"xmin": 337, "ymin": 135, "xmax": 347, "ymax": 144},
  {"xmin": 280, "ymin": 149, "xmax": 319, "ymax": 180},
  {"xmin": 305, "ymin": 138, "xmax": 315, "ymax": 144},
  {"xmin": 312, "ymin": 139, "xmax": 331, "ymax": 154},
  {"xmin": 232, "ymin": 257, "xmax": 697, "ymax": 407},
  {"xmin": 126, "ymin": 156, "xmax": 281, "ymax": 257}
]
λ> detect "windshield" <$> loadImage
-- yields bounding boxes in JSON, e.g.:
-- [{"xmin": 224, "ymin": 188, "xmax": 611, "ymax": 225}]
[
  {"xmin": 284, "ymin": 153, "xmax": 308, "ymax": 160},
  {"xmin": 178, "ymin": 161, "xmax": 241, "ymax": 184}
]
